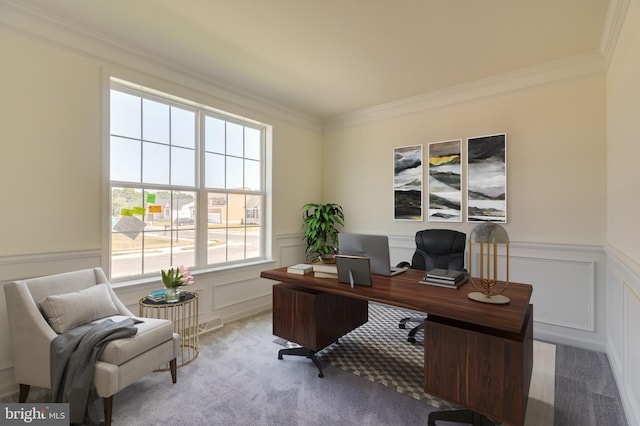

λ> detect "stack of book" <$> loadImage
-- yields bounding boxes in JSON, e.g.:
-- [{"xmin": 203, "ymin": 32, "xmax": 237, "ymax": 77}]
[
  {"xmin": 287, "ymin": 263, "xmax": 313, "ymax": 275},
  {"xmin": 146, "ymin": 289, "xmax": 167, "ymax": 302},
  {"xmin": 312, "ymin": 263, "xmax": 338, "ymax": 279},
  {"xmin": 419, "ymin": 268, "xmax": 468, "ymax": 288}
]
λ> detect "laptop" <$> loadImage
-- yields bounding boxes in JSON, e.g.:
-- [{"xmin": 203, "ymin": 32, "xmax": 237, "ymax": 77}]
[
  {"xmin": 338, "ymin": 233, "xmax": 408, "ymax": 276},
  {"xmin": 335, "ymin": 255, "xmax": 373, "ymax": 287}
]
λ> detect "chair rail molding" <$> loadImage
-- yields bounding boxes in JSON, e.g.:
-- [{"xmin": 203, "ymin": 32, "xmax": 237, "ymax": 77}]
[{"xmin": 0, "ymin": 249, "xmax": 103, "ymax": 283}]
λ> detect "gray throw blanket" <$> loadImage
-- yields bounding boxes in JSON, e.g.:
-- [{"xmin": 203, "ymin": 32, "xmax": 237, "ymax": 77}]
[{"xmin": 50, "ymin": 318, "xmax": 140, "ymax": 425}]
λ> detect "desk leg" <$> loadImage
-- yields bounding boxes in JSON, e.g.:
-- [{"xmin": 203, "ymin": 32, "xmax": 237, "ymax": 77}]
[{"xmin": 278, "ymin": 347, "xmax": 324, "ymax": 378}]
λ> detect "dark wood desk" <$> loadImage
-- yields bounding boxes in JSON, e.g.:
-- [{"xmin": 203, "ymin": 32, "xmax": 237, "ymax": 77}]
[{"xmin": 261, "ymin": 267, "xmax": 533, "ymax": 426}]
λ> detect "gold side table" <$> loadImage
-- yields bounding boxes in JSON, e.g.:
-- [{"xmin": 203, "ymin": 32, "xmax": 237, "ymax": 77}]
[{"xmin": 139, "ymin": 290, "xmax": 199, "ymax": 368}]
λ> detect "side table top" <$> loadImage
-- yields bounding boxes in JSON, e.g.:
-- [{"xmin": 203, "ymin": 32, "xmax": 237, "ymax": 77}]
[{"xmin": 140, "ymin": 291, "xmax": 197, "ymax": 306}]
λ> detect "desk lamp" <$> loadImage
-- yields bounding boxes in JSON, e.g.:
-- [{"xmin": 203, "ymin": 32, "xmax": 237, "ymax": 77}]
[{"xmin": 467, "ymin": 223, "xmax": 511, "ymax": 304}]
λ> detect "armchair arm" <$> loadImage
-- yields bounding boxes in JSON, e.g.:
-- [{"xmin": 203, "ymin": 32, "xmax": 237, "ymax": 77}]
[{"xmin": 4, "ymin": 282, "xmax": 57, "ymax": 388}]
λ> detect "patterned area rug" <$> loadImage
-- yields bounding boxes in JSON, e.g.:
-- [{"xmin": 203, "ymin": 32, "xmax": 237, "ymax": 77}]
[{"xmin": 316, "ymin": 302, "xmax": 457, "ymax": 409}]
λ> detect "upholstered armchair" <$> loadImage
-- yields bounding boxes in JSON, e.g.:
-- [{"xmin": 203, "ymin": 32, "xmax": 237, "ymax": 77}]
[{"xmin": 4, "ymin": 267, "xmax": 180, "ymax": 426}]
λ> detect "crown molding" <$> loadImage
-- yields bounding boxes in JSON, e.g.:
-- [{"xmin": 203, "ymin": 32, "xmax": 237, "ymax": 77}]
[
  {"xmin": 324, "ymin": 0, "xmax": 631, "ymax": 132},
  {"xmin": 599, "ymin": 0, "xmax": 631, "ymax": 67},
  {"xmin": 0, "ymin": 0, "xmax": 322, "ymax": 133},
  {"xmin": 1, "ymin": 0, "xmax": 628, "ymax": 135},
  {"xmin": 324, "ymin": 51, "xmax": 607, "ymax": 132}
]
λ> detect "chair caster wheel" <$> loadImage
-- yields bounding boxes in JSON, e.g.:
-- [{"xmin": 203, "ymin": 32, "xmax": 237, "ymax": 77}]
[
  {"xmin": 278, "ymin": 354, "xmax": 283, "ymax": 360},
  {"xmin": 408, "ymin": 337, "xmax": 416, "ymax": 344},
  {"xmin": 318, "ymin": 372, "xmax": 324, "ymax": 378},
  {"xmin": 399, "ymin": 324, "xmax": 406, "ymax": 329}
]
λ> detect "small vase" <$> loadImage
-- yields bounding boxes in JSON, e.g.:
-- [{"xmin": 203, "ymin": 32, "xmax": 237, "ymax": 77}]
[{"xmin": 165, "ymin": 287, "xmax": 180, "ymax": 303}]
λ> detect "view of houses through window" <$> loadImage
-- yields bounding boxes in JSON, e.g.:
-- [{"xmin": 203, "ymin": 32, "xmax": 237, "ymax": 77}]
[{"xmin": 109, "ymin": 79, "xmax": 266, "ymax": 280}]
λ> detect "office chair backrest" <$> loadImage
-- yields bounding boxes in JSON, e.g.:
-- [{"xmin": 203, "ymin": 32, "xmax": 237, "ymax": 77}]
[{"xmin": 410, "ymin": 229, "xmax": 466, "ymax": 271}]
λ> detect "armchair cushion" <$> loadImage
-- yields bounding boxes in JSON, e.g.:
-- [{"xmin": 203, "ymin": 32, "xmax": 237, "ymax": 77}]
[
  {"xmin": 98, "ymin": 316, "xmax": 175, "ymax": 365},
  {"xmin": 39, "ymin": 284, "xmax": 119, "ymax": 334}
]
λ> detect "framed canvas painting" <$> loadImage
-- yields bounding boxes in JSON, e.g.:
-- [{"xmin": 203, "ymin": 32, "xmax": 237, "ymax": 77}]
[
  {"xmin": 428, "ymin": 139, "xmax": 462, "ymax": 222},
  {"xmin": 393, "ymin": 145, "xmax": 423, "ymax": 221},
  {"xmin": 467, "ymin": 133, "xmax": 507, "ymax": 223}
]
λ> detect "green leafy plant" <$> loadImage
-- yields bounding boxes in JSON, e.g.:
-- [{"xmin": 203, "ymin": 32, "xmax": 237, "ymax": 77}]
[
  {"xmin": 302, "ymin": 203, "xmax": 345, "ymax": 261},
  {"xmin": 161, "ymin": 266, "xmax": 195, "ymax": 288}
]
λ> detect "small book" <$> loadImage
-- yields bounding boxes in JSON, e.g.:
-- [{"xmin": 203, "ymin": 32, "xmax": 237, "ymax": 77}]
[
  {"xmin": 147, "ymin": 289, "xmax": 167, "ymax": 302},
  {"xmin": 426, "ymin": 268, "xmax": 466, "ymax": 282},
  {"xmin": 314, "ymin": 272, "xmax": 338, "ymax": 279},
  {"xmin": 420, "ymin": 275, "xmax": 468, "ymax": 288},
  {"xmin": 312, "ymin": 263, "xmax": 338, "ymax": 274},
  {"xmin": 287, "ymin": 263, "xmax": 313, "ymax": 275}
]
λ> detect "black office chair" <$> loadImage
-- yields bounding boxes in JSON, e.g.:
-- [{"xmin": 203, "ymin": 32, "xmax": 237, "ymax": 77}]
[{"xmin": 397, "ymin": 229, "xmax": 466, "ymax": 343}]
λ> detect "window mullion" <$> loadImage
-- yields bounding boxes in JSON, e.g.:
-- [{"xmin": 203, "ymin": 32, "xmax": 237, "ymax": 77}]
[{"xmin": 196, "ymin": 111, "xmax": 208, "ymax": 267}]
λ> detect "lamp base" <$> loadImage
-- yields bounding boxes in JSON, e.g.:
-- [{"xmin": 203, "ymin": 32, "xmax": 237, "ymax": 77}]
[{"xmin": 468, "ymin": 291, "xmax": 510, "ymax": 304}]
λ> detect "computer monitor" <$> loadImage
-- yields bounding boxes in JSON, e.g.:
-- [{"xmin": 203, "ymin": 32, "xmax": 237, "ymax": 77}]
[{"xmin": 338, "ymin": 233, "xmax": 407, "ymax": 276}]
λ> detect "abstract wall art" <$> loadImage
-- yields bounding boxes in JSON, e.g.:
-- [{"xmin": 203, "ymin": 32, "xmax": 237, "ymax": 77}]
[
  {"xmin": 393, "ymin": 145, "xmax": 423, "ymax": 221},
  {"xmin": 467, "ymin": 133, "xmax": 507, "ymax": 223},
  {"xmin": 428, "ymin": 139, "xmax": 462, "ymax": 222}
]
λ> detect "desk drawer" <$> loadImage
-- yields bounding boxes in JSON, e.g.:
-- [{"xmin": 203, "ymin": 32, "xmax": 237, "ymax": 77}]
[
  {"xmin": 272, "ymin": 283, "xmax": 368, "ymax": 351},
  {"xmin": 424, "ymin": 304, "xmax": 534, "ymax": 426}
]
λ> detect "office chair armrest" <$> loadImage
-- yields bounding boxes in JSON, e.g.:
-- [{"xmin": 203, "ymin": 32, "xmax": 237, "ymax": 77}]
[{"xmin": 396, "ymin": 261, "xmax": 411, "ymax": 268}]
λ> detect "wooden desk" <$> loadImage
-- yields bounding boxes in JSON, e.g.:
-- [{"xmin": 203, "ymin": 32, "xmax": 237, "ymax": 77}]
[{"xmin": 261, "ymin": 267, "xmax": 533, "ymax": 426}]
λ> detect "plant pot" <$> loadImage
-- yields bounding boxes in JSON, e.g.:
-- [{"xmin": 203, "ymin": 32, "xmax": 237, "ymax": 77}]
[{"xmin": 320, "ymin": 254, "xmax": 336, "ymax": 264}]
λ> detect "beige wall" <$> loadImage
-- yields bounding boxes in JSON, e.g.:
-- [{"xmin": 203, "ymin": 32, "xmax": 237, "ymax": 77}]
[
  {"xmin": 0, "ymin": 26, "xmax": 322, "ymax": 259},
  {"xmin": 605, "ymin": 1, "xmax": 640, "ymax": 423},
  {"xmin": 607, "ymin": 0, "xmax": 640, "ymax": 267},
  {"xmin": 0, "ymin": 24, "xmax": 322, "ymax": 395},
  {"xmin": 323, "ymin": 75, "xmax": 607, "ymax": 245},
  {"xmin": 0, "ymin": 28, "xmax": 103, "ymax": 255}
]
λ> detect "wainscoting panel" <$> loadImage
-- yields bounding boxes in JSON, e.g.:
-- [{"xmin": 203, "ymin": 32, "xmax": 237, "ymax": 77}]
[
  {"xmin": 606, "ymin": 266, "xmax": 625, "ymax": 384},
  {"xmin": 624, "ymin": 283, "xmax": 640, "ymax": 426},
  {"xmin": 603, "ymin": 246, "xmax": 640, "ymax": 426},
  {"xmin": 390, "ymin": 238, "xmax": 607, "ymax": 350},
  {"xmin": 510, "ymin": 256, "xmax": 595, "ymax": 331},
  {"xmin": 278, "ymin": 241, "xmax": 308, "ymax": 268}
]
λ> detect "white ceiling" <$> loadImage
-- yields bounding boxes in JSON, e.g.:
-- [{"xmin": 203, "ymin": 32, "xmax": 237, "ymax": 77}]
[{"xmin": 7, "ymin": 0, "xmax": 611, "ymax": 120}]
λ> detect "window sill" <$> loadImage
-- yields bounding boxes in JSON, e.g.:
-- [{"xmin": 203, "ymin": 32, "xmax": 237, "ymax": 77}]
[{"xmin": 110, "ymin": 258, "xmax": 277, "ymax": 289}]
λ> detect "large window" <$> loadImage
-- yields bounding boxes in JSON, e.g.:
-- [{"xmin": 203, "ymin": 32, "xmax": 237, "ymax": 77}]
[{"xmin": 109, "ymin": 79, "xmax": 266, "ymax": 280}]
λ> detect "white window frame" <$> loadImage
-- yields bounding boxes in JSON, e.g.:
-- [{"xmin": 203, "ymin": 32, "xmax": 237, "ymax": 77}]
[{"xmin": 105, "ymin": 76, "xmax": 270, "ymax": 282}]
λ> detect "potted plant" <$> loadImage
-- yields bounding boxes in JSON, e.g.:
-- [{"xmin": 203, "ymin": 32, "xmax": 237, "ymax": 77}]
[{"xmin": 302, "ymin": 203, "xmax": 345, "ymax": 262}]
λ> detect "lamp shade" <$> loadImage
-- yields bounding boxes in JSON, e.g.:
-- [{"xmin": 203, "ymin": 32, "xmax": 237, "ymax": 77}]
[{"xmin": 469, "ymin": 223, "xmax": 509, "ymax": 244}]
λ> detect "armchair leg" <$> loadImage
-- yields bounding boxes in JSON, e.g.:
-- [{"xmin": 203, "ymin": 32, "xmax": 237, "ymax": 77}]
[
  {"xmin": 18, "ymin": 384, "xmax": 30, "ymax": 403},
  {"xmin": 103, "ymin": 396, "xmax": 113, "ymax": 426},
  {"xmin": 170, "ymin": 358, "xmax": 177, "ymax": 383}
]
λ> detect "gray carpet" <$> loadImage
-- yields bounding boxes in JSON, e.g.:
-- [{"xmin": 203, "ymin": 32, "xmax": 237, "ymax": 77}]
[
  {"xmin": 554, "ymin": 344, "xmax": 627, "ymax": 425},
  {"xmin": 112, "ymin": 309, "xmax": 453, "ymax": 425},
  {"xmin": 1, "ymin": 307, "xmax": 628, "ymax": 425},
  {"xmin": 316, "ymin": 303, "xmax": 455, "ymax": 408}
]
